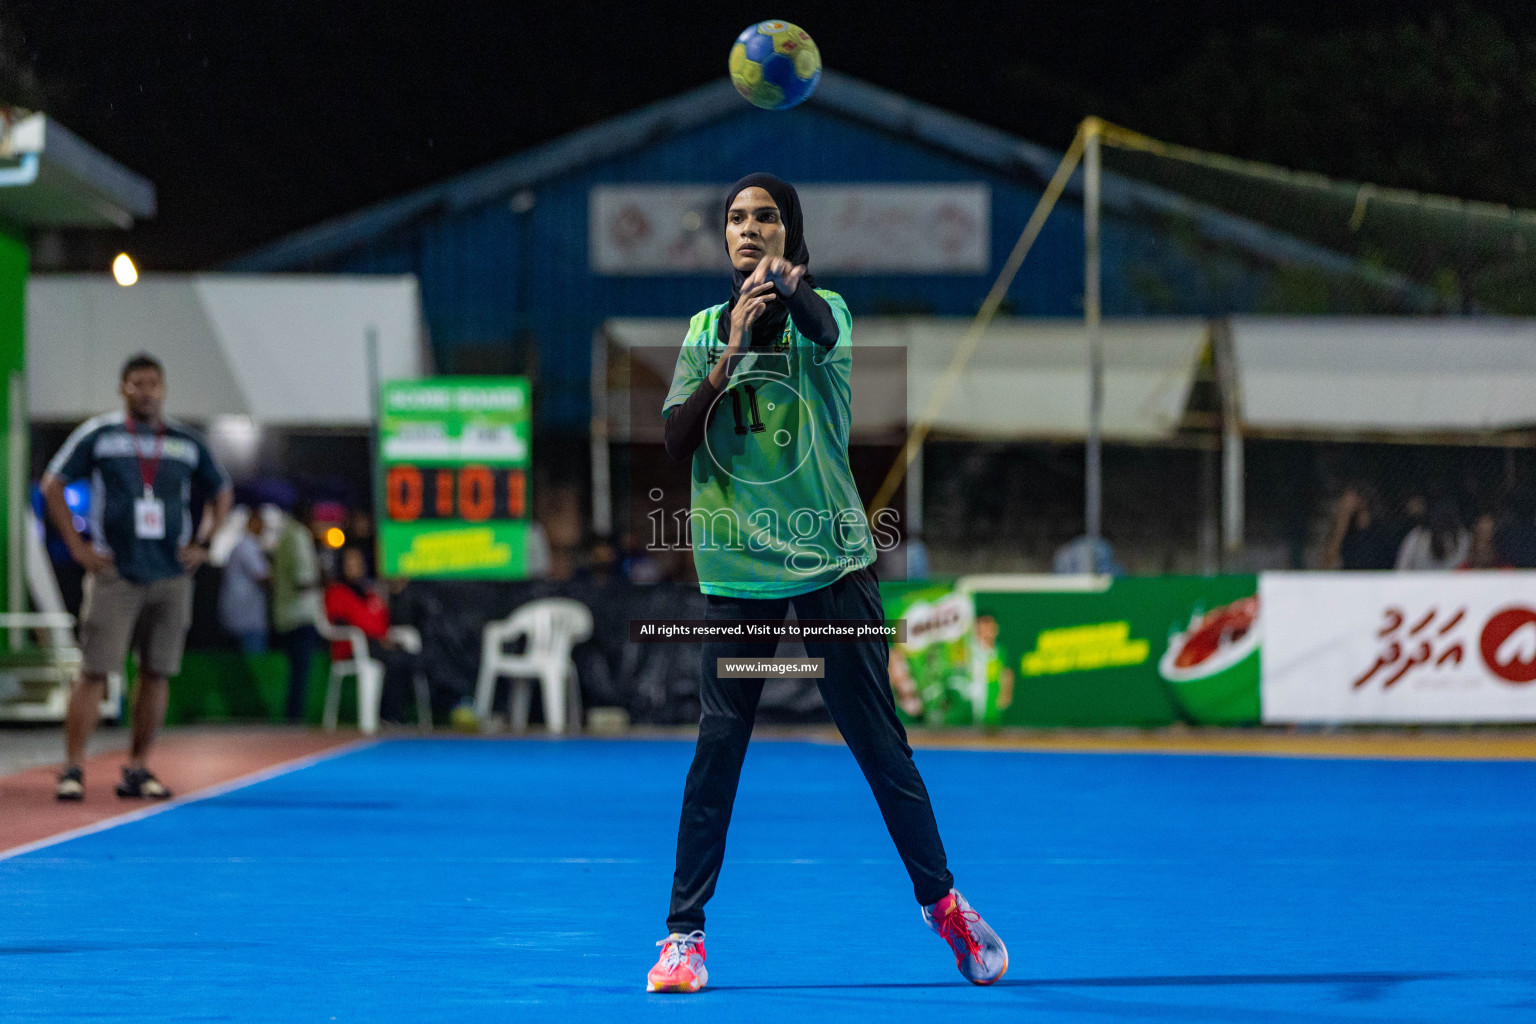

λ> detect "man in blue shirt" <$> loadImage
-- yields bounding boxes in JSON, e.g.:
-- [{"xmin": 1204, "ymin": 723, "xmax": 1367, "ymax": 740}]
[
  {"xmin": 219, "ymin": 510, "xmax": 271, "ymax": 653},
  {"xmin": 41, "ymin": 353, "xmax": 232, "ymax": 801}
]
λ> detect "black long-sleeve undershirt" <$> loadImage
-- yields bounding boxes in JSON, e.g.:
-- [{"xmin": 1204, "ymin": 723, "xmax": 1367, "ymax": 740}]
[
  {"xmin": 781, "ymin": 283, "xmax": 838, "ymax": 348},
  {"xmin": 663, "ymin": 375, "xmax": 720, "ymax": 463},
  {"xmin": 663, "ymin": 287, "xmax": 839, "ymax": 463}
]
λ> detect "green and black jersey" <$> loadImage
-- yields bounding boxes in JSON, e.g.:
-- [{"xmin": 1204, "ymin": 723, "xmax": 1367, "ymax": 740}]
[{"xmin": 663, "ymin": 289, "xmax": 875, "ymax": 599}]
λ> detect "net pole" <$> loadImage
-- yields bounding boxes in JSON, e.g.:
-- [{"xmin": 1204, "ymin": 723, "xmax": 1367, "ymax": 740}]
[
  {"xmin": 866, "ymin": 124, "xmax": 1088, "ymax": 521},
  {"xmin": 589, "ymin": 328, "xmax": 612, "ymax": 537},
  {"xmin": 365, "ymin": 325, "xmax": 382, "ymax": 575},
  {"xmin": 7, "ymin": 370, "xmax": 23, "ymax": 649},
  {"xmin": 1083, "ymin": 119, "xmax": 1104, "ymax": 550},
  {"xmin": 905, "ymin": 440, "xmax": 923, "ymax": 535},
  {"xmin": 1211, "ymin": 318, "xmax": 1245, "ymax": 569}
]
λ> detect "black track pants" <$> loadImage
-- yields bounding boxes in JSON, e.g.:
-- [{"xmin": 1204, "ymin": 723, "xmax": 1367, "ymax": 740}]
[{"xmin": 666, "ymin": 564, "xmax": 954, "ymax": 933}]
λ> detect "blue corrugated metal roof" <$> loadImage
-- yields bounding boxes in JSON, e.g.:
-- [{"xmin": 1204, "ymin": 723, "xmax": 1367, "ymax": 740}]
[
  {"xmin": 228, "ymin": 70, "xmax": 1419, "ymax": 298},
  {"xmin": 227, "ymin": 79, "xmax": 742, "ymax": 271}
]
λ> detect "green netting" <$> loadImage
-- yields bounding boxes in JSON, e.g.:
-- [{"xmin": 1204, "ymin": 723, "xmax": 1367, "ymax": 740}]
[{"xmin": 1099, "ymin": 121, "xmax": 1536, "ymax": 314}]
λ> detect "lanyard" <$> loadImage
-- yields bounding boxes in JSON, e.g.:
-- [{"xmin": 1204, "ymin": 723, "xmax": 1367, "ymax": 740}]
[{"xmin": 134, "ymin": 424, "xmax": 166, "ymax": 497}]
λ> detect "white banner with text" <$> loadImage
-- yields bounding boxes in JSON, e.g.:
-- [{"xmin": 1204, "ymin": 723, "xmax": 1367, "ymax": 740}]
[
  {"xmin": 1261, "ymin": 572, "xmax": 1536, "ymax": 723},
  {"xmin": 590, "ymin": 183, "xmax": 990, "ymax": 275}
]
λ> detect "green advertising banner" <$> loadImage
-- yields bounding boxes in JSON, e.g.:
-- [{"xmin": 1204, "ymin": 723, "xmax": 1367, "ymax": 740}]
[
  {"xmin": 378, "ymin": 377, "xmax": 532, "ymax": 579},
  {"xmin": 883, "ymin": 576, "xmax": 1261, "ymax": 727}
]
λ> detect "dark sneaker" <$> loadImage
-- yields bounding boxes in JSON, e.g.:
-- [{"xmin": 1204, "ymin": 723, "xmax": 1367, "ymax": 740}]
[
  {"xmin": 56, "ymin": 766, "xmax": 84, "ymax": 801},
  {"xmin": 115, "ymin": 766, "xmax": 172, "ymax": 800},
  {"xmin": 922, "ymin": 888, "xmax": 1009, "ymax": 985}
]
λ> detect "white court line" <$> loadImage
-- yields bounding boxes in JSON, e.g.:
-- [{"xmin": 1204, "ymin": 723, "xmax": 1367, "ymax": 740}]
[{"xmin": 0, "ymin": 737, "xmax": 379, "ymax": 863}]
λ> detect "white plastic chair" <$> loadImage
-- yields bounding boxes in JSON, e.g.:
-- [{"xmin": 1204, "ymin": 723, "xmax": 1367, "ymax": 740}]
[
  {"xmin": 0, "ymin": 516, "xmax": 123, "ymax": 722},
  {"xmin": 317, "ymin": 618, "xmax": 382, "ymax": 735},
  {"xmin": 0, "ymin": 612, "xmax": 121, "ymax": 722},
  {"xmin": 386, "ymin": 624, "xmax": 433, "ymax": 732},
  {"xmin": 474, "ymin": 598, "xmax": 593, "ymax": 733}
]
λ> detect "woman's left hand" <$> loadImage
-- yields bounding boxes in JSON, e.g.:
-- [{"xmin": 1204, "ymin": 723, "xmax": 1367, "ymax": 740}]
[{"xmin": 756, "ymin": 255, "xmax": 806, "ymax": 297}]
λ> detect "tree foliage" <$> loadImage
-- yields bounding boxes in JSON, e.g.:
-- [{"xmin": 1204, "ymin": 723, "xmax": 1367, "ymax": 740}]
[{"xmin": 1112, "ymin": 9, "xmax": 1536, "ymax": 209}]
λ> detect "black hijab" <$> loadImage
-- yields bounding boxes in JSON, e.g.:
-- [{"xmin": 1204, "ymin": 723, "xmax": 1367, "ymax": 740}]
[{"xmin": 715, "ymin": 172, "xmax": 816, "ymax": 348}]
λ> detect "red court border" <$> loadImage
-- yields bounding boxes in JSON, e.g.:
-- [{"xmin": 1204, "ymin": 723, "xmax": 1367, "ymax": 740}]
[{"xmin": 0, "ymin": 729, "xmax": 370, "ymax": 859}]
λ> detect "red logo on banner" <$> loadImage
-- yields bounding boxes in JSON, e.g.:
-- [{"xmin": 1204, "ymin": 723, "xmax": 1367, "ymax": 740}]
[
  {"xmin": 1479, "ymin": 608, "xmax": 1536, "ymax": 684},
  {"xmin": 610, "ymin": 206, "xmax": 651, "ymax": 251}
]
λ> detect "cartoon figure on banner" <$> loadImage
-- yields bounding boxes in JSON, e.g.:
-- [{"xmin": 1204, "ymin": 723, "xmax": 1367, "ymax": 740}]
[
  {"xmin": 966, "ymin": 614, "xmax": 1014, "ymax": 726},
  {"xmin": 1354, "ymin": 606, "xmax": 1468, "ymax": 690}
]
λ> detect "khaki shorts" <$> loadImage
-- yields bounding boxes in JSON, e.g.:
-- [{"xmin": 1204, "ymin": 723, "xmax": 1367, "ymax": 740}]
[{"xmin": 79, "ymin": 565, "xmax": 194, "ymax": 677}]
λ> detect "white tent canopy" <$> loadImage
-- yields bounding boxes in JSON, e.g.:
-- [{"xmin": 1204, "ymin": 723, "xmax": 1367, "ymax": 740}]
[
  {"xmin": 1233, "ymin": 316, "xmax": 1536, "ymax": 434},
  {"xmin": 604, "ymin": 316, "xmax": 1208, "ymax": 442},
  {"xmin": 29, "ymin": 274, "xmax": 424, "ymax": 426}
]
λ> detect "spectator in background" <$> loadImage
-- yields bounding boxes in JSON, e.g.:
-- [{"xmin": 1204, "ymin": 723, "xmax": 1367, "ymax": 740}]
[
  {"xmin": 273, "ymin": 498, "xmax": 323, "ymax": 722},
  {"xmin": 525, "ymin": 519, "xmax": 552, "ymax": 580},
  {"xmin": 219, "ymin": 508, "xmax": 270, "ymax": 653},
  {"xmin": 314, "ymin": 506, "xmax": 344, "ymax": 580},
  {"xmin": 1053, "ymin": 534, "xmax": 1125, "ymax": 575},
  {"xmin": 324, "ymin": 545, "xmax": 415, "ymax": 725},
  {"xmin": 1396, "ymin": 498, "xmax": 1470, "ymax": 571},
  {"xmin": 619, "ymin": 527, "xmax": 665, "ymax": 584},
  {"xmin": 1496, "ymin": 489, "xmax": 1536, "ymax": 568},
  {"xmin": 346, "ymin": 507, "xmax": 377, "ymax": 577},
  {"xmin": 875, "ymin": 529, "xmax": 930, "ymax": 582},
  {"xmin": 1460, "ymin": 512, "xmax": 1508, "ymax": 570},
  {"xmin": 1322, "ymin": 486, "xmax": 1397, "ymax": 570},
  {"xmin": 578, "ymin": 533, "xmax": 622, "ymax": 584},
  {"xmin": 1398, "ymin": 494, "xmax": 1428, "ymax": 549},
  {"xmin": 905, "ymin": 530, "xmax": 931, "ymax": 582},
  {"xmin": 41, "ymin": 352, "xmax": 232, "ymax": 801}
]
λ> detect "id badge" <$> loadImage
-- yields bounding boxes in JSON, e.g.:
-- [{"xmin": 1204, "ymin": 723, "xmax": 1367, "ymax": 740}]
[{"xmin": 134, "ymin": 491, "xmax": 166, "ymax": 539}]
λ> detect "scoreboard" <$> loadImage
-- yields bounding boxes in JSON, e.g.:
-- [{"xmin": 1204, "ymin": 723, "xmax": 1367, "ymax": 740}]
[{"xmin": 378, "ymin": 377, "xmax": 531, "ymax": 579}]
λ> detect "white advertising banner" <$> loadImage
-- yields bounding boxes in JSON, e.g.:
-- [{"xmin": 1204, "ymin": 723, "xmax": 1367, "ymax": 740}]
[
  {"xmin": 1261, "ymin": 572, "xmax": 1536, "ymax": 723},
  {"xmin": 590, "ymin": 184, "xmax": 990, "ymax": 275}
]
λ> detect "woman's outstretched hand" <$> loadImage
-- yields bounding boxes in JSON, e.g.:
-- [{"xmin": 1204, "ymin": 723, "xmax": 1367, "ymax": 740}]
[{"xmin": 756, "ymin": 255, "xmax": 806, "ymax": 297}]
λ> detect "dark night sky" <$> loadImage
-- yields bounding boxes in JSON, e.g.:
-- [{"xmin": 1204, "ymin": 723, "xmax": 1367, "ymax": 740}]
[{"xmin": 2, "ymin": 1, "xmax": 1531, "ymax": 272}]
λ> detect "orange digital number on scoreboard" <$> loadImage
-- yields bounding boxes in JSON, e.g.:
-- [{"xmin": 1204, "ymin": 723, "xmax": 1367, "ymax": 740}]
[
  {"xmin": 386, "ymin": 466, "xmax": 423, "ymax": 521},
  {"xmin": 459, "ymin": 466, "xmax": 494, "ymax": 522},
  {"xmin": 386, "ymin": 466, "xmax": 527, "ymax": 523},
  {"xmin": 507, "ymin": 469, "xmax": 526, "ymax": 518}
]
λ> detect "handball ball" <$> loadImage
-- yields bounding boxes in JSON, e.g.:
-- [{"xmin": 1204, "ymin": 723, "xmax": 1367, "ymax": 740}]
[{"xmin": 729, "ymin": 20, "xmax": 821, "ymax": 110}]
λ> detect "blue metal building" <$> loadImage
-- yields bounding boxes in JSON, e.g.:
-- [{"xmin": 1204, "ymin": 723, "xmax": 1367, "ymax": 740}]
[{"xmin": 231, "ymin": 73, "xmax": 1395, "ymax": 432}]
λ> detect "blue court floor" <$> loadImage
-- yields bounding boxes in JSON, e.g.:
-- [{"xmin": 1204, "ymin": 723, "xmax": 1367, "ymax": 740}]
[{"xmin": 3, "ymin": 737, "xmax": 1534, "ymax": 1023}]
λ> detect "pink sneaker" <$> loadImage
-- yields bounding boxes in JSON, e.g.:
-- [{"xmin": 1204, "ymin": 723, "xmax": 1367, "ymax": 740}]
[
  {"xmin": 646, "ymin": 930, "xmax": 708, "ymax": 993},
  {"xmin": 922, "ymin": 889, "xmax": 1008, "ymax": 985}
]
